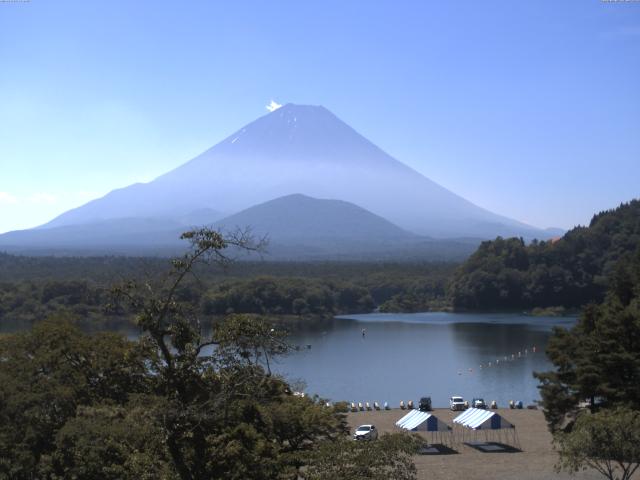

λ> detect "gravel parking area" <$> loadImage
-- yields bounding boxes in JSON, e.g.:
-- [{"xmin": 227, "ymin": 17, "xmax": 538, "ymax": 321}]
[{"xmin": 347, "ymin": 408, "xmax": 615, "ymax": 480}]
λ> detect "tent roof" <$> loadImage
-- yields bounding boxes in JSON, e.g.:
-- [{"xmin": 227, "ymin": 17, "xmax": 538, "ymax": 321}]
[
  {"xmin": 453, "ymin": 408, "xmax": 514, "ymax": 430},
  {"xmin": 395, "ymin": 410, "xmax": 450, "ymax": 432},
  {"xmin": 396, "ymin": 410, "xmax": 421, "ymax": 428}
]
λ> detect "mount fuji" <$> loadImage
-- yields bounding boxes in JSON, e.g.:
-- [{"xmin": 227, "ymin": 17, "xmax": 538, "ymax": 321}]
[{"xmin": 0, "ymin": 103, "xmax": 552, "ymax": 257}]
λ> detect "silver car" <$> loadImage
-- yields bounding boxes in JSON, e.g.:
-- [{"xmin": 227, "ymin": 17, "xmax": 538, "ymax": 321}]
[{"xmin": 353, "ymin": 424, "xmax": 378, "ymax": 440}]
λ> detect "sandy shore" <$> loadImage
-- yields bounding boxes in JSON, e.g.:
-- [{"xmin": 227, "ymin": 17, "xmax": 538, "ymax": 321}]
[{"xmin": 347, "ymin": 408, "xmax": 618, "ymax": 480}]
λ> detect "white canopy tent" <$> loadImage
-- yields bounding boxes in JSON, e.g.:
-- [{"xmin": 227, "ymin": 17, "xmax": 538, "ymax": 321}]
[
  {"xmin": 395, "ymin": 410, "xmax": 452, "ymax": 445},
  {"xmin": 452, "ymin": 408, "xmax": 519, "ymax": 447}
]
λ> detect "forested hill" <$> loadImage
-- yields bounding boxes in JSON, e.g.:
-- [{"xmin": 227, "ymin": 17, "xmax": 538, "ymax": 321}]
[{"xmin": 449, "ymin": 199, "xmax": 640, "ymax": 310}]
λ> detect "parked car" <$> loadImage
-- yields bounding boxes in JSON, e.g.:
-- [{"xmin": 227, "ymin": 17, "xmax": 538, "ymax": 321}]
[
  {"xmin": 450, "ymin": 396, "xmax": 466, "ymax": 411},
  {"xmin": 353, "ymin": 424, "xmax": 378, "ymax": 441},
  {"xmin": 472, "ymin": 398, "xmax": 487, "ymax": 409},
  {"xmin": 419, "ymin": 396, "xmax": 432, "ymax": 411}
]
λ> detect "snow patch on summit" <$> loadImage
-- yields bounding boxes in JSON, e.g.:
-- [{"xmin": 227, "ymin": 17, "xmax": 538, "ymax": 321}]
[{"xmin": 266, "ymin": 100, "xmax": 282, "ymax": 112}]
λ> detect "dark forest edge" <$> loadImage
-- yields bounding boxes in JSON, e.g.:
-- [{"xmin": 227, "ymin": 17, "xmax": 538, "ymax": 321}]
[
  {"xmin": 449, "ymin": 200, "xmax": 640, "ymax": 311},
  {"xmin": 1, "ymin": 199, "xmax": 639, "ymax": 331},
  {"xmin": 0, "ymin": 256, "xmax": 455, "ymax": 331},
  {"xmin": 533, "ymin": 234, "xmax": 640, "ymax": 480}
]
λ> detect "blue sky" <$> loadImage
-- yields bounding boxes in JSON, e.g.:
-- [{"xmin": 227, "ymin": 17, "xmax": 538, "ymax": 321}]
[{"xmin": 0, "ymin": 0, "xmax": 638, "ymax": 234}]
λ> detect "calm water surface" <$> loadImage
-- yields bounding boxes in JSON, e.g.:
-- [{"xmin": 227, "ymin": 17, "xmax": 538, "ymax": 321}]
[
  {"xmin": 272, "ymin": 312, "xmax": 576, "ymax": 408},
  {"xmin": 2, "ymin": 312, "xmax": 574, "ymax": 409}
]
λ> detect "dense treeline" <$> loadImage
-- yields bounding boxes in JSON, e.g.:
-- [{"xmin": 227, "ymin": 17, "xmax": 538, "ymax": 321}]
[
  {"xmin": 449, "ymin": 200, "xmax": 640, "ymax": 310},
  {"xmin": 3, "ymin": 199, "xmax": 639, "ymax": 321},
  {"xmin": 534, "ymin": 245, "xmax": 640, "ymax": 479},
  {"xmin": 0, "ymin": 280, "xmax": 121, "ymax": 331},
  {"xmin": 0, "ymin": 252, "xmax": 454, "ymax": 284},
  {"xmin": 0, "ymin": 260, "xmax": 457, "ymax": 329},
  {"xmin": 202, "ymin": 277, "xmax": 374, "ymax": 316},
  {"xmin": 536, "ymin": 247, "xmax": 640, "ymax": 429}
]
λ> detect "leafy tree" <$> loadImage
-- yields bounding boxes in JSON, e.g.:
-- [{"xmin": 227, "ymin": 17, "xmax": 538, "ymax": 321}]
[
  {"xmin": 535, "ymin": 248, "xmax": 640, "ymax": 480},
  {"xmin": 303, "ymin": 433, "xmax": 420, "ymax": 480},
  {"xmin": 0, "ymin": 228, "xmax": 365, "ymax": 479},
  {"xmin": 450, "ymin": 200, "xmax": 640, "ymax": 310},
  {"xmin": 535, "ymin": 248, "xmax": 640, "ymax": 431},
  {"xmin": 108, "ymin": 228, "xmax": 348, "ymax": 479},
  {"xmin": 0, "ymin": 318, "xmax": 151, "ymax": 479},
  {"xmin": 47, "ymin": 401, "xmax": 176, "ymax": 480},
  {"xmin": 555, "ymin": 408, "xmax": 640, "ymax": 480},
  {"xmin": 0, "ymin": 227, "xmax": 447, "ymax": 478}
]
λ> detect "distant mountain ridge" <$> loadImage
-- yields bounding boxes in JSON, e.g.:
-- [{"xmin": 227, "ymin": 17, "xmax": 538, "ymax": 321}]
[
  {"xmin": 216, "ymin": 194, "xmax": 415, "ymax": 242},
  {"xmin": 0, "ymin": 103, "xmax": 559, "ymax": 257},
  {"xmin": 0, "ymin": 194, "xmax": 478, "ymax": 260},
  {"xmin": 39, "ymin": 103, "xmax": 550, "ymax": 239}
]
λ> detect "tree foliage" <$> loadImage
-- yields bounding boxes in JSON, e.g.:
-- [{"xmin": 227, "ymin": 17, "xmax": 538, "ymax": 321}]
[
  {"xmin": 0, "ymin": 228, "xmax": 418, "ymax": 479},
  {"xmin": 302, "ymin": 433, "xmax": 419, "ymax": 480},
  {"xmin": 535, "ymin": 247, "xmax": 640, "ymax": 431},
  {"xmin": 0, "ymin": 319, "xmax": 152, "ymax": 478},
  {"xmin": 0, "ymin": 259, "xmax": 457, "ymax": 329},
  {"xmin": 450, "ymin": 200, "xmax": 640, "ymax": 310},
  {"xmin": 202, "ymin": 276, "xmax": 374, "ymax": 317},
  {"xmin": 555, "ymin": 408, "xmax": 640, "ymax": 480}
]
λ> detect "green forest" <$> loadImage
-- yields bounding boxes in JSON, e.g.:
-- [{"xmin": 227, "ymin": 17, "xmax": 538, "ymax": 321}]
[
  {"xmin": 2, "ymin": 200, "xmax": 640, "ymax": 331},
  {"xmin": 534, "ymin": 240, "xmax": 640, "ymax": 479},
  {"xmin": 449, "ymin": 200, "xmax": 640, "ymax": 311},
  {"xmin": 0, "ymin": 255, "xmax": 455, "ymax": 330}
]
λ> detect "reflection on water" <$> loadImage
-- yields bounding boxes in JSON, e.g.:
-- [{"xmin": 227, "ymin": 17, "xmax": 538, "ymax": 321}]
[{"xmin": 272, "ymin": 312, "xmax": 576, "ymax": 407}]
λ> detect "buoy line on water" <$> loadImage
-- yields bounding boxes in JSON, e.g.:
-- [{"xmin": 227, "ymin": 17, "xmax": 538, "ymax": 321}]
[{"xmin": 457, "ymin": 345, "xmax": 538, "ymax": 376}]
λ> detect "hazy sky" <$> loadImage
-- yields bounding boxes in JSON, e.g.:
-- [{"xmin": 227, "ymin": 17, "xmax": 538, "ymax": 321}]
[{"xmin": 1, "ymin": 0, "xmax": 639, "ymax": 234}]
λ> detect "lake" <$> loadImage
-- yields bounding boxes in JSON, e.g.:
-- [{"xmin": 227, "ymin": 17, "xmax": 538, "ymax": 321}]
[
  {"xmin": 271, "ymin": 312, "xmax": 576, "ymax": 408},
  {"xmin": 1, "ymin": 311, "xmax": 575, "ymax": 409}
]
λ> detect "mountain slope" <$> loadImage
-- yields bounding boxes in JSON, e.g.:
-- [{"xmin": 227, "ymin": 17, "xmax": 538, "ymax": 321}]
[
  {"xmin": 0, "ymin": 194, "xmax": 479, "ymax": 260},
  {"xmin": 212, "ymin": 194, "xmax": 477, "ymax": 260},
  {"xmin": 215, "ymin": 194, "xmax": 414, "ymax": 243},
  {"xmin": 0, "ymin": 218, "xmax": 186, "ymax": 255},
  {"xmin": 40, "ymin": 103, "xmax": 548, "ymax": 239}
]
